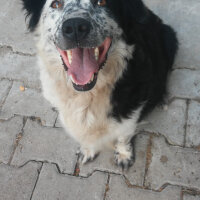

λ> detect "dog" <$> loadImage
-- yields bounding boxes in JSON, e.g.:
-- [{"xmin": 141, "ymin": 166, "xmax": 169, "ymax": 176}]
[{"xmin": 22, "ymin": 0, "xmax": 178, "ymax": 169}]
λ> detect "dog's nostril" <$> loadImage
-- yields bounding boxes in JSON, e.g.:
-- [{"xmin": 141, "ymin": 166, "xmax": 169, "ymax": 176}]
[
  {"xmin": 78, "ymin": 24, "xmax": 88, "ymax": 33},
  {"xmin": 64, "ymin": 26, "xmax": 73, "ymax": 34}
]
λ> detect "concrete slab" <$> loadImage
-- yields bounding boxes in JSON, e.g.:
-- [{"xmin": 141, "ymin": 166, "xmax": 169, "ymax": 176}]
[
  {"xmin": 0, "ymin": 162, "xmax": 41, "ymax": 200},
  {"xmin": 106, "ymin": 175, "xmax": 181, "ymax": 200},
  {"xmin": 186, "ymin": 101, "xmax": 200, "ymax": 147},
  {"xmin": 11, "ymin": 119, "xmax": 78, "ymax": 174},
  {"xmin": 145, "ymin": 136, "xmax": 200, "ymax": 190},
  {"xmin": 142, "ymin": 100, "xmax": 187, "ymax": 146},
  {"xmin": 168, "ymin": 69, "xmax": 200, "ymax": 100},
  {"xmin": 144, "ymin": 0, "xmax": 200, "ymax": 70},
  {"xmin": 32, "ymin": 163, "xmax": 107, "ymax": 200},
  {"xmin": 0, "ymin": 82, "xmax": 57, "ymax": 126},
  {"xmin": 0, "ymin": 116, "xmax": 23, "ymax": 164},
  {"xmin": 0, "ymin": 46, "xmax": 40, "ymax": 89},
  {"xmin": 0, "ymin": 0, "xmax": 36, "ymax": 54}
]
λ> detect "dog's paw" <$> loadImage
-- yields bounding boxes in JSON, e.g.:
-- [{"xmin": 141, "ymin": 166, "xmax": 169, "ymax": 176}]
[
  {"xmin": 114, "ymin": 144, "xmax": 135, "ymax": 170},
  {"xmin": 78, "ymin": 148, "xmax": 99, "ymax": 164}
]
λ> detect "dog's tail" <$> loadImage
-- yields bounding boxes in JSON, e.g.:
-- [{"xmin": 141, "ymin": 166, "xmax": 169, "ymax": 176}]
[{"xmin": 161, "ymin": 24, "xmax": 179, "ymax": 68}]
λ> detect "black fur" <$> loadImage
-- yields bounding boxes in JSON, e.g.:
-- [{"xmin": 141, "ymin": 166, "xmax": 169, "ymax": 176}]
[
  {"xmin": 108, "ymin": 0, "xmax": 178, "ymax": 122},
  {"xmin": 21, "ymin": 0, "xmax": 46, "ymax": 31}
]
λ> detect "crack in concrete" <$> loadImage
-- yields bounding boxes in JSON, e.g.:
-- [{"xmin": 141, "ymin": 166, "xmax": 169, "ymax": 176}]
[{"xmin": 0, "ymin": 45, "xmax": 35, "ymax": 57}]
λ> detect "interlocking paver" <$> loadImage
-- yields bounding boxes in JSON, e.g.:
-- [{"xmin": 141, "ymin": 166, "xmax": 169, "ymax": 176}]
[
  {"xmin": 0, "ymin": 162, "xmax": 41, "ymax": 200},
  {"xmin": 142, "ymin": 99, "xmax": 186, "ymax": 146},
  {"xmin": 0, "ymin": 79, "xmax": 12, "ymax": 106},
  {"xmin": 32, "ymin": 163, "xmax": 107, "ymax": 200},
  {"xmin": 145, "ymin": 136, "xmax": 200, "ymax": 190},
  {"xmin": 183, "ymin": 194, "xmax": 200, "ymax": 200},
  {"xmin": 0, "ymin": 47, "xmax": 40, "ymax": 88},
  {"xmin": 106, "ymin": 175, "xmax": 181, "ymax": 200},
  {"xmin": 168, "ymin": 69, "xmax": 200, "ymax": 100},
  {"xmin": 144, "ymin": 0, "xmax": 200, "ymax": 70},
  {"xmin": 0, "ymin": 82, "xmax": 57, "ymax": 126},
  {"xmin": 0, "ymin": 0, "xmax": 35, "ymax": 54},
  {"xmin": 11, "ymin": 119, "xmax": 78, "ymax": 173},
  {"xmin": 79, "ymin": 134, "xmax": 149, "ymax": 186},
  {"xmin": 0, "ymin": 116, "xmax": 23, "ymax": 164},
  {"xmin": 186, "ymin": 101, "xmax": 200, "ymax": 147}
]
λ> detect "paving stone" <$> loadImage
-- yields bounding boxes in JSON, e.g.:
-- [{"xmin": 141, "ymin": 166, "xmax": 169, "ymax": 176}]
[
  {"xmin": 106, "ymin": 175, "xmax": 181, "ymax": 200},
  {"xmin": 0, "ymin": 47, "xmax": 40, "ymax": 88},
  {"xmin": 142, "ymin": 99, "xmax": 186, "ymax": 146},
  {"xmin": 145, "ymin": 136, "xmax": 200, "ymax": 190},
  {"xmin": 32, "ymin": 163, "xmax": 107, "ymax": 200},
  {"xmin": 168, "ymin": 69, "xmax": 200, "ymax": 100},
  {"xmin": 0, "ymin": 162, "xmax": 41, "ymax": 200},
  {"xmin": 186, "ymin": 101, "xmax": 200, "ymax": 147},
  {"xmin": 144, "ymin": 0, "xmax": 200, "ymax": 70},
  {"xmin": 183, "ymin": 194, "xmax": 200, "ymax": 200},
  {"xmin": 0, "ymin": 116, "xmax": 23, "ymax": 164},
  {"xmin": 0, "ymin": 79, "xmax": 12, "ymax": 106},
  {"xmin": 79, "ymin": 134, "xmax": 149, "ymax": 186},
  {"xmin": 0, "ymin": 82, "xmax": 57, "ymax": 126},
  {"xmin": 11, "ymin": 119, "xmax": 78, "ymax": 174},
  {"xmin": 0, "ymin": 0, "xmax": 35, "ymax": 54}
]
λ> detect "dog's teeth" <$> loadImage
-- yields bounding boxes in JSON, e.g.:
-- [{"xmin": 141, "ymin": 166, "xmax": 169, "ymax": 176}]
[
  {"xmin": 70, "ymin": 75, "xmax": 76, "ymax": 84},
  {"xmin": 94, "ymin": 47, "xmax": 99, "ymax": 61},
  {"xmin": 91, "ymin": 74, "xmax": 94, "ymax": 82},
  {"xmin": 67, "ymin": 50, "xmax": 72, "ymax": 64}
]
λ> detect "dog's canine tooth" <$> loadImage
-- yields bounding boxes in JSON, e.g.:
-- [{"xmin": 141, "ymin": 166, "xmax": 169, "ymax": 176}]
[
  {"xmin": 70, "ymin": 75, "xmax": 76, "ymax": 84},
  {"xmin": 67, "ymin": 50, "xmax": 72, "ymax": 64},
  {"xmin": 94, "ymin": 47, "xmax": 99, "ymax": 61}
]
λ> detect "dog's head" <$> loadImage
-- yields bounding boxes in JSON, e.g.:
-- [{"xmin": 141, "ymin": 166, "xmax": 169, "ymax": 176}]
[{"xmin": 22, "ymin": 0, "xmax": 149, "ymax": 91}]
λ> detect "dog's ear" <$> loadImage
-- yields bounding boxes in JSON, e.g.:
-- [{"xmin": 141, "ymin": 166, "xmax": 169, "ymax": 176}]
[{"xmin": 21, "ymin": 0, "xmax": 47, "ymax": 31}]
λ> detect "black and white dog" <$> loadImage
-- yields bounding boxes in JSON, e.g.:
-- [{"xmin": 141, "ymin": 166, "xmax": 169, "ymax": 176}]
[{"xmin": 22, "ymin": 0, "xmax": 178, "ymax": 168}]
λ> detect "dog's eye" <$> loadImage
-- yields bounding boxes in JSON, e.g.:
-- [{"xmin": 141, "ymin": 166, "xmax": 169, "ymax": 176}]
[
  {"xmin": 51, "ymin": 0, "xmax": 63, "ymax": 9},
  {"xmin": 98, "ymin": 0, "xmax": 106, "ymax": 6}
]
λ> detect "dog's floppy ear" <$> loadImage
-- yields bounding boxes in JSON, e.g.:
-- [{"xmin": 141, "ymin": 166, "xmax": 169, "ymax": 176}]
[{"xmin": 21, "ymin": 0, "xmax": 47, "ymax": 31}]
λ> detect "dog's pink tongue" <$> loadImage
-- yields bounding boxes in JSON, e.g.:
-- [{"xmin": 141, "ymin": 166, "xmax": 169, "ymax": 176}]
[{"xmin": 68, "ymin": 48, "xmax": 98, "ymax": 85}]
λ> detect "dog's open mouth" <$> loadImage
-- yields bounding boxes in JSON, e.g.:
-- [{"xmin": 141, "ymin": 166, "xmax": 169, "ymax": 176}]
[{"xmin": 58, "ymin": 37, "xmax": 112, "ymax": 91}]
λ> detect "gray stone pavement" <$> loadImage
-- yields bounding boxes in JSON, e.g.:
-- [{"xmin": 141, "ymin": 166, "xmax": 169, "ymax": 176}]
[{"xmin": 0, "ymin": 0, "xmax": 200, "ymax": 199}]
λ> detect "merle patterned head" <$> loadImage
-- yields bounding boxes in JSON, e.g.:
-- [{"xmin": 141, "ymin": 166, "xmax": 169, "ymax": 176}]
[{"xmin": 22, "ymin": 0, "xmax": 149, "ymax": 91}]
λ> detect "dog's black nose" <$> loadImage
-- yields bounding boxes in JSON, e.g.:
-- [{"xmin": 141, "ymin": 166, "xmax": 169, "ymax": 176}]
[{"xmin": 62, "ymin": 18, "xmax": 91, "ymax": 41}]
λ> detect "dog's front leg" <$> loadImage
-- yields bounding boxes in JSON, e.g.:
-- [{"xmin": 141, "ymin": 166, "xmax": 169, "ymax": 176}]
[
  {"xmin": 114, "ymin": 134, "xmax": 135, "ymax": 170},
  {"xmin": 78, "ymin": 146, "xmax": 99, "ymax": 164}
]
